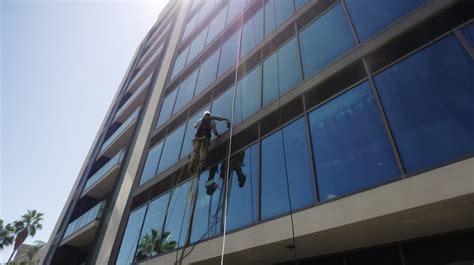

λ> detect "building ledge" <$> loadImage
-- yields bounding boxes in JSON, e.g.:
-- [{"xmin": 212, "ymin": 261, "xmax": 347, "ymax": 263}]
[{"xmin": 60, "ymin": 220, "xmax": 100, "ymax": 248}]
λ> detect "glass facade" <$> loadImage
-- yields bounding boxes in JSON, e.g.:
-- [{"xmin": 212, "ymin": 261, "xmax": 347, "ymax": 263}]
[
  {"xmin": 373, "ymin": 35, "xmax": 474, "ymax": 173},
  {"xmin": 116, "ymin": 1, "xmax": 474, "ymax": 264},
  {"xmin": 299, "ymin": 3, "xmax": 355, "ymax": 78},
  {"xmin": 309, "ymin": 81, "xmax": 399, "ymax": 201},
  {"xmin": 344, "ymin": 0, "xmax": 426, "ymax": 42},
  {"xmin": 234, "ymin": 65, "xmax": 262, "ymax": 124}
]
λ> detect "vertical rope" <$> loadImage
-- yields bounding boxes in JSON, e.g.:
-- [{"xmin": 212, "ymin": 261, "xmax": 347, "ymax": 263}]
[{"xmin": 219, "ymin": 2, "xmax": 246, "ymax": 264}]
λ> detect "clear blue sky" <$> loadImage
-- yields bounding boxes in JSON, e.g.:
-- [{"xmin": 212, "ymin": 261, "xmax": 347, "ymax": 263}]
[{"xmin": 0, "ymin": 0, "xmax": 167, "ymax": 261}]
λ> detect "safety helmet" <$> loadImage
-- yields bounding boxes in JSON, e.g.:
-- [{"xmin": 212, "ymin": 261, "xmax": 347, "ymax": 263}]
[{"xmin": 203, "ymin": 110, "xmax": 211, "ymax": 117}]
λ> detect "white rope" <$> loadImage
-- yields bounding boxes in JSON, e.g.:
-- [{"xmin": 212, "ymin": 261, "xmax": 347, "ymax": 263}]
[{"xmin": 219, "ymin": 2, "xmax": 246, "ymax": 264}]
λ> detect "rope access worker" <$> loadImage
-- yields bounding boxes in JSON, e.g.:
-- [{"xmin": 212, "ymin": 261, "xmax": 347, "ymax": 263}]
[{"xmin": 188, "ymin": 110, "xmax": 231, "ymax": 179}]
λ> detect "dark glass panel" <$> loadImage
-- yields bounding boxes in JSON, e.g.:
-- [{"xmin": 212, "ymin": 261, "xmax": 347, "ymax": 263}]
[
  {"xmin": 374, "ymin": 35, "xmax": 474, "ymax": 173},
  {"xmin": 173, "ymin": 69, "xmax": 198, "ymax": 115},
  {"xmin": 226, "ymin": 144, "xmax": 259, "ymax": 231},
  {"xmin": 345, "ymin": 0, "xmax": 426, "ymax": 42},
  {"xmin": 139, "ymin": 141, "xmax": 164, "ymax": 185},
  {"xmin": 211, "ymin": 87, "xmax": 234, "ymax": 136},
  {"xmin": 218, "ymin": 31, "xmax": 240, "ymax": 77},
  {"xmin": 156, "ymin": 88, "xmax": 178, "ymax": 128},
  {"xmin": 241, "ymin": 8, "xmax": 264, "ymax": 56},
  {"xmin": 157, "ymin": 125, "xmax": 186, "ymax": 175},
  {"xmin": 299, "ymin": 3, "xmax": 355, "ymax": 78},
  {"xmin": 309, "ymin": 81, "xmax": 399, "ymax": 201},
  {"xmin": 234, "ymin": 65, "xmax": 262, "ymax": 124},
  {"xmin": 195, "ymin": 50, "xmax": 220, "ymax": 95},
  {"xmin": 116, "ymin": 206, "xmax": 146, "ymax": 265}
]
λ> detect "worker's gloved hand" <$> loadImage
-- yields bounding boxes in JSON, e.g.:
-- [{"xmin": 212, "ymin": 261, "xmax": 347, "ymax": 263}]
[{"xmin": 226, "ymin": 121, "xmax": 231, "ymax": 128}]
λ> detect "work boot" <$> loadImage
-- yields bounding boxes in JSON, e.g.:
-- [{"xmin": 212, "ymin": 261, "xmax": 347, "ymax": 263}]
[
  {"xmin": 238, "ymin": 173, "xmax": 247, "ymax": 188},
  {"xmin": 205, "ymin": 179, "xmax": 218, "ymax": 195}
]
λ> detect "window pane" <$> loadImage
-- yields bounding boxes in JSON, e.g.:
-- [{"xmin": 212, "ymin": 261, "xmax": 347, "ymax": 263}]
[
  {"xmin": 274, "ymin": 0, "xmax": 294, "ymax": 26},
  {"xmin": 309, "ymin": 81, "xmax": 399, "ymax": 201},
  {"xmin": 116, "ymin": 206, "xmax": 146, "ymax": 265},
  {"xmin": 461, "ymin": 22, "xmax": 474, "ymax": 47},
  {"xmin": 139, "ymin": 141, "xmax": 164, "ymax": 185},
  {"xmin": 180, "ymin": 106, "xmax": 210, "ymax": 160},
  {"xmin": 157, "ymin": 125, "xmax": 186, "ymax": 175},
  {"xmin": 345, "ymin": 0, "xmax": 426, "ymax": 42},
  {"xmin": 241, "ymin": 8, "xmax": 264, "ymax": 57},
  {"xmin": 227, "ymin": 0, "xmax": 244, "ymax": 25},
  {"xmin": 206, "ymin": 8, "xmax": 227, "ymax": 46},
  {"xmin": 234, "ymin": 65, "xmax": 262, "ymax": 124},
  {"xmin": 171, "ymin": 47, "xmax": 189, "ymax": 79},
  {"xmin": 161, "ymin": 180, "xmax": 193, "ymax": 252},
  {"xmin": 195, "ymin": 50, "xmax": 220, "ymax": 95},
  {"xmin": 156, "ymin": 89, "xmax": 178, "ymax": 128},
  {"xmin": 277, "ymin": 37, "xmax": 301, "ymax": 94},
  {"xmin": 187, "ymin": 29, "xmax": 208, "ymax": 64},
  {"xmin": 263, "ymin": 52, "xmax": 279, "ymax": 105},
  {"xmin": 373, "ymin": 35, "xmax": 474, "ymax": 173},
  {"xmin": 190, "ymin": 165, "xmax": 224, "ymax": 243},
  {"xmin": 294, "ymin": 0, "xmax": 309, "ymax": 10},
  {"xmin": 264, "ymin": 0, "xmax": 276, "ymax": 36},
  {"xmin": 173, "ymin": 70, "xmax": 199, "ymax": 114},
  {"xmin": 226, "ymin": 144, "xmax": 259, "ymax": 231},
  {"xmin": 135, "ymin": 193, "xmax": 170, "ymax": 260},
  {"xmin": 261, "ymin": 118, "xmax": 314, "ymax": 220},
  {"xmin": 218, "ymin": 31, "xmax": 240, "ymax": 77},
  {"xmin": 263, "ymin": 37, "xmax": 302, "ymax": 105},
  {"xmin": 198, "ymin": 0, "xmax": 216, "ymax": 24},
  {"xmin": 211, "ymin": 87, "xmax": 234, "ymax": 135},
  {"xmin": 183, "ymin": 14, "xmax": 198, "ymax": 40},
  {"xmin": 299, "ymin": 3, "xmax": 355, "ymax": 78}
]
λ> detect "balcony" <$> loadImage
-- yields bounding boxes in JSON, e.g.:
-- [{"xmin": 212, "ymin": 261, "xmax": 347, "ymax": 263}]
[
  {"xmin": 61, "ymin": 201, "xmax": 106, "ymax": 247},
  {"xmin": 98, "ymin": 107, "xmax": 140, "ymax": 159},
  {"xmin": 137, "ymin": 40, "xmax": 164, "ymax": 69},
  {"xmin": 127, "ymin": 49, "xmax": 161, "ymax": 93},
  {"xmin": 114, "ymin": 75, "xmax": 152, "ymax": 123},
  {"xmin": 82, "ymin": 149, "xmax": 126, "ymax": 199}
]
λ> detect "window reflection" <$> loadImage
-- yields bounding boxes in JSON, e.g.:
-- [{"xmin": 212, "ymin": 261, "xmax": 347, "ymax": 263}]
[
  {"xmin": 226, "ymin": 144, "xmax": 259, "ymax": 231},
  {"xmin": 373, "ymin": 35, "xmax": 474, "ymax": 173},
  {"xmin": 156, "ymin": 89, "xmax": 178, "ymax": 128},
  {"xmin": 116, "ymin": 206, "xmax": 146, "ymax": 265},
  {"xmin": 234, "ymin": 65, "xmax": 262, "ymax": 124},
  {"xmin": 309, "ymin": 81, "xmax": 399, "ymax": 201}
]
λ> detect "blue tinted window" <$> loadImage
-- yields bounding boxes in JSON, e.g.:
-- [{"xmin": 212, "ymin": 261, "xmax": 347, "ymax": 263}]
[
  {"xmin": 198, "ymin": 0, "xmax": 216, "ymax": 24},
  {"xmin": 261, "ymin": 118, "xmax": 314, "ymax": 220},
  {"xmin": 116, "ymin": 206, "xmax": 146, "ymax": 265},
  {"xmin": 264, "ymin": 0, "xmax": 277, "ymax": 36},
  {"xmin": 374, "ymin": 35, "xmax": 474, "ymax": 173},
  {"xmin": 263, "ymin": 37, "xmax": 301, "ymax": 105},
  {"xmin": 263, "ymin": 52, "xmax": 278, "ymax": 105},
  {"xmin": 345, "ymin": 0, "xmax": 426, "ymax": 42},
  {"xmin": 226, "ymin": 144, "xmax": 259, "ymax": 231},
  {"xmin": 294, "ymin": 0, "xmax": 309, "ymax": 9},
  {"xmin": 309, "ymin": 81, "xmax": 399, "ymax": 201},
  {"xmin": 234, "ymin": 65, "xmax": 261, "ymax": 124},
  {"xmin": 157, "ymin": 125, "xmax": 186, "ymax": 174},
  {"xmin": 241, "ymin": 8, "xmax": 264, "ymax": 56},
  {"xmin": 183, "ymin": 14, "xmax": 198, "ymax": 40},
  {"xmin": 161, "ymin": 180, "xmax": 193, "ymax": 252},
  {"xmin": 156, "ymin": 89, "xmax": 178, "ymax": 128},
  {"xmin": 227, "ymin": 0, "xmax": 243, "ymax": 25},
  {"xmin": 187, "ymin": 30, "xmax": 207, "ymax": 64},
  {"xmin": 190, "ymin": 166, "xmax": 224, "ymax": 243},
  {"xmin": 171, "ymin": 47, "xmax": 189, "ymax": 79},
  {"xmin": 135, "ymin": 193, "xmax": 170, "ymax": 260},
  {"xmin": 461, "ymin": 22, "xmax": 474, "ymax": 47},
  {"xmin": 139, "ymin": 141, "xmax": 164, "ymax": 185},
  {"xmin": 195, "ymin": 50, "xmax": 220, "ymax": 95},
  {"xmin": 173, "ymin": 70, "xmax": 198, "ymax": 114},
  {"xmin": 211, "ymin": 87, "xmax": 234, "ymax": 135},
  {"xmin": 206, "ymin": 8, "xmax": 227, "ymax": 46},
  {"xmin": 218, "ymin": 32, "xmax": 240, "ymax": 77},
  {"xmin": 299, "ymin": 3, "xmax": 355, "ymax": 78},
  {"xmin": 180, "ymin": 106, "xmax": 210, "ymax": 160},
  {"xmin": 275, "ymin": 0, "xmax": 294, "ymax": 27}
]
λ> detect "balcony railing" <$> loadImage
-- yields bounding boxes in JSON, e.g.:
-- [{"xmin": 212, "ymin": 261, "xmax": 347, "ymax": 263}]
[
  {"xmin": 115, "ymin": 75, "xmax": 152, "ymax": 123},
  {"xmin": 83, "ymin": 149, "xmax": 126, "ymax": 196},
  {"xmin": 62, "ymin": 200, "xmax": 106, "ymax": 240},
  {"xmin": 128, "ymin": 50, "xmax": 161, "ymax": 91},
  {"xmin": 99, "ymin": 107, "xmax": 140, "ymax": 157}
]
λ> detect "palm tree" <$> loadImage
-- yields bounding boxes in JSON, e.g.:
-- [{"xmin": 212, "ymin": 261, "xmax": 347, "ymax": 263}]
[
  {"xmin": 0, "ymin": 219, "xmax": 15, "ymax": 250},
  {"xmin": 160, "ymin": 231, "xmax": 177, "ymax": 252},
  {"xmin": 14, "ymin": 210, "xmax": 44, "ymax": 237},
  {"xmin": 136, "ymin": 229, "xmax": 161, "ymax": 259}
]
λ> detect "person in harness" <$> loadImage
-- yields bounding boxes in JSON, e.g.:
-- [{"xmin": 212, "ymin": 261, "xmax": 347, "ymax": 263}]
[{"xmin": 188, "ymin": 111, "xmax": 231, "ymax": 178}]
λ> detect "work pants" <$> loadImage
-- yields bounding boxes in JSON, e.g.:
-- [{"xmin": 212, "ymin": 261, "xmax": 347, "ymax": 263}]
[{"xmin": 188, "ymin": 136, "xmax": 209, "ymax": 175}]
